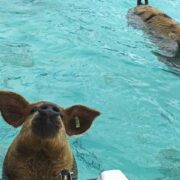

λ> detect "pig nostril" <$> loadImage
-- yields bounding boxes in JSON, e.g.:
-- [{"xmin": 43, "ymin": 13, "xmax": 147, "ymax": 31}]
[
  {"xmin": 52, "ymin": 107, "xmax": 60, "ymax": 113},
  {"xmin": 41, "ymin": 105, "xmax": 48, "ymax": 110},
  {"xmin": 37, "ymin": 104, "xmax": 60, "ymax": 117}
]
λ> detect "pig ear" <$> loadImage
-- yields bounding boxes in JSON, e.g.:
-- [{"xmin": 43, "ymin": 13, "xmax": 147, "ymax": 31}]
[
  {"xmin": 62, "ymin": 105, "xmax": 100, "ymax": 136},
  {"xmin": 0, "ymin": 90, "xmax": 30, "ymax": 127}
]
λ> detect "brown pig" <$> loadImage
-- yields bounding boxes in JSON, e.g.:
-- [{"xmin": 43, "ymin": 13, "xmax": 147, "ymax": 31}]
[
  {"xmin": 0, "ymin": 90, "xmax": 100, "ymax": 180},
  {"xmin": 135, "ymin": 0, "xmax": 180, "ymax": 47},
  {"xmin": 127, "ymin": 0, "xmax": 180, "ymax": 68}
]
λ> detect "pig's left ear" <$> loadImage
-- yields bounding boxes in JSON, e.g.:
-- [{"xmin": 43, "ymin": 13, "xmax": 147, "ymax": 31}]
[
  {"xmin": 0, "ymin": 90, "xmax": 30, "ymax": 127},
  {"xmin": 62, "ymin": 105, "xmax": 100, "ymax": 136}
]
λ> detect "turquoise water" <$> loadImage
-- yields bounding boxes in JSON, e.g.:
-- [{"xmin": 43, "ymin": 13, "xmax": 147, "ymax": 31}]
[{"xmin": 0, "ymin": 0, "xmax": 180, "ymax": 179}]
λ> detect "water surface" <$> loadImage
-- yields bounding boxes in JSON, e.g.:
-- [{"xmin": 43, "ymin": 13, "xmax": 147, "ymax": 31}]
[{"xmin": 0, "ymin": 0, "xmax": 180, "ymax": 179}]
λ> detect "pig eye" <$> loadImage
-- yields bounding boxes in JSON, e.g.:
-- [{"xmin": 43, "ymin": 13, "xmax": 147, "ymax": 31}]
[{"xmin": 30, "ymin": 107, "xmax": 37, "ymax": 114}]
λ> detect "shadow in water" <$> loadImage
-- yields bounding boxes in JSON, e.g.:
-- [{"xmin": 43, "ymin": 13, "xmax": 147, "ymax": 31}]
[
  {"xmin": 157, "ymin": 148, "xmax": 180, "ymax": 180},
  {"xmin": 153, "ymin": 51, "xmax": 180, "ymax": 69},
  {"xmin": 153, "ymin": 51, "xmax": 180, "ymax": 77},
  {"xmin": 71, "ymin": 139, "xmax": 102, "ymax": 172}
]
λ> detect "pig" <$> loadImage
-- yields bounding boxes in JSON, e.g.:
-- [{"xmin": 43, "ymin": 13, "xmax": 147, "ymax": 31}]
[
  {"xmin": 0, "ymin": 90, "xmax": 100, "ymax": 180},
  {"xmin": 128, "ymin": 0, "xmax": 180, "ymax": 68}
]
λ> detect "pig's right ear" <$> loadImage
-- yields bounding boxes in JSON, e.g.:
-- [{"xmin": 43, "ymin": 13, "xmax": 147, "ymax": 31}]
[{"xmin": 0, "ymin": 90, "xmax": 30, "ymax": 127}]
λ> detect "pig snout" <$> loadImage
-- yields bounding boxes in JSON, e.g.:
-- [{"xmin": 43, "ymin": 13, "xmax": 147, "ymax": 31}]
[
  {"xmin": 31, "ymin": 103, "xmax": 63, "ymax": 139},
  {"xmin": 37, "ymin": 104, "xmax": 60, "ymax": 118}
]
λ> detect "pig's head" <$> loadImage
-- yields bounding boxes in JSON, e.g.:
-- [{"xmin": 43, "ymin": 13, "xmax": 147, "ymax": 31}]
[{"xmin": 0, "ymin": 90, "xmax": 100, "ymax": 140}]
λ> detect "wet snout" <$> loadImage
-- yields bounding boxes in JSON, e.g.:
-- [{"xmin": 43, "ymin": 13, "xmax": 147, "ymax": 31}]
[
  {"xmin": 32, "ymin": 103, "xmax": 62, "ymax": 139},
  {"xmin": 37, "ymin": 104, "xmax": 60, "ymax": 118}
]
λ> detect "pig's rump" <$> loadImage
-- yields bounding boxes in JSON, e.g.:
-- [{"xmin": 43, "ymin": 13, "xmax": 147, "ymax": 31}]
[{"xmin": 127, "ymin": 8, "xmax": 178, "ymax": 55}]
